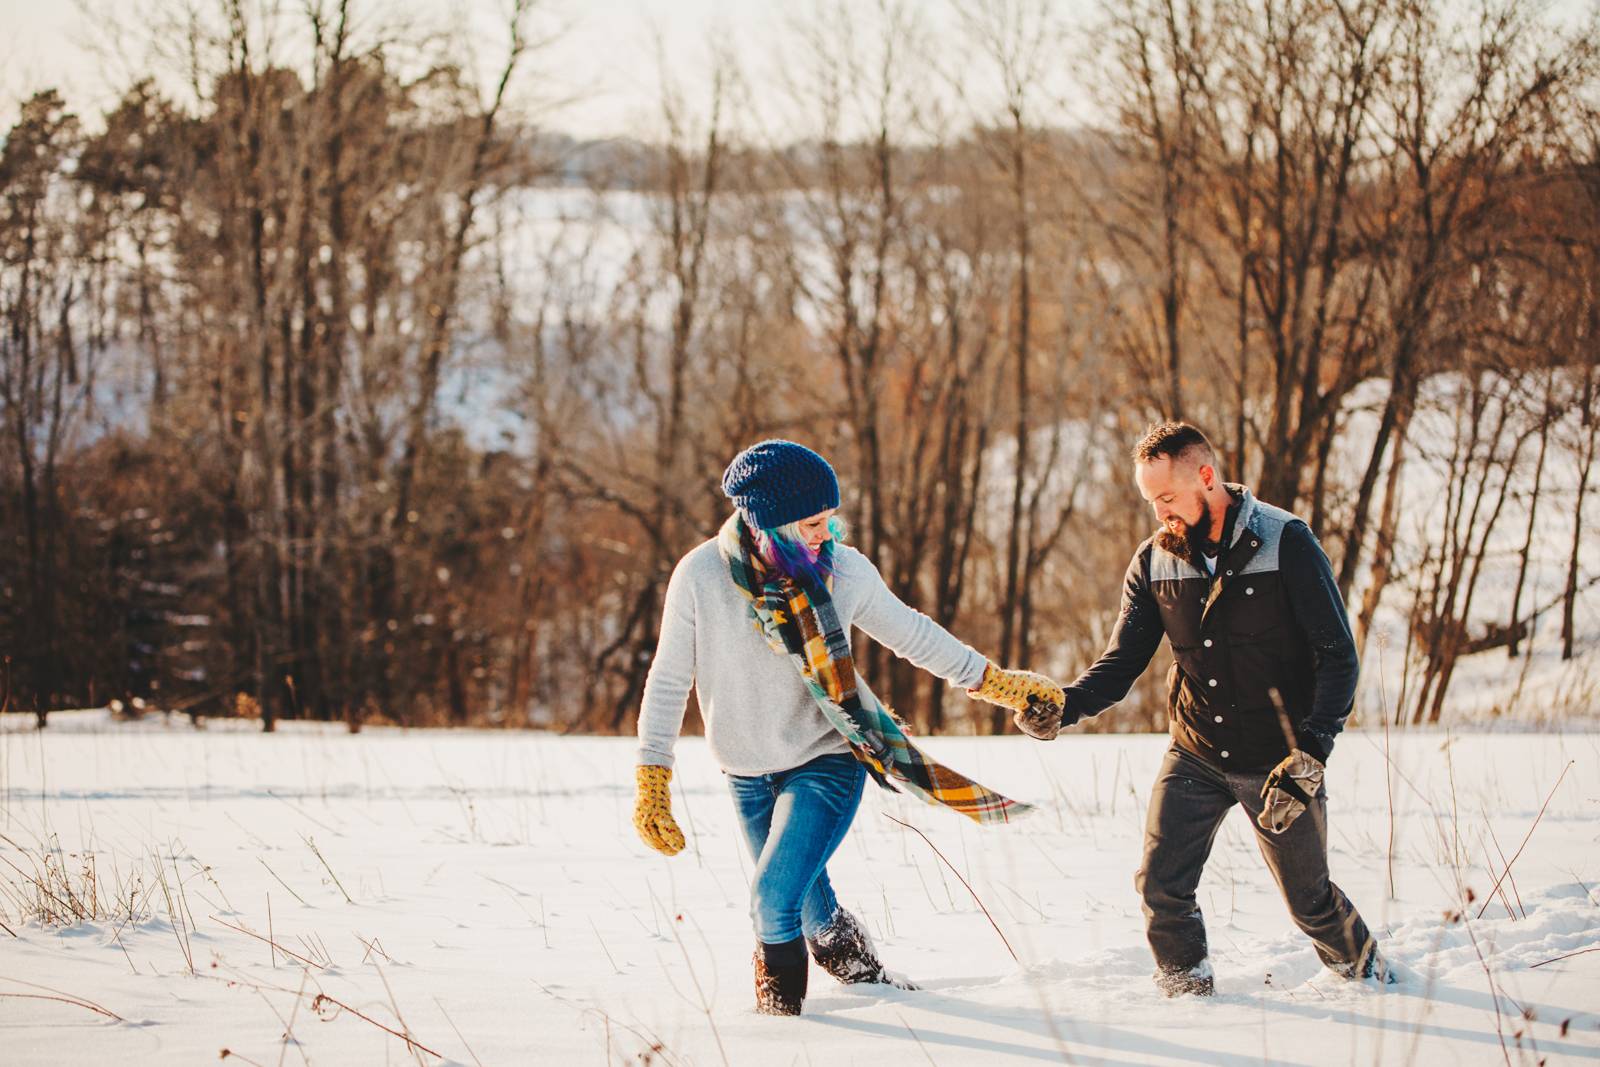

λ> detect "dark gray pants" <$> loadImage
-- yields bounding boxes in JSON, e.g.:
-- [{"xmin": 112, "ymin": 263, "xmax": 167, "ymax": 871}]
[{"xmin": 1135, "ymin": 744, "xmax": 1374, "ymax": 976}]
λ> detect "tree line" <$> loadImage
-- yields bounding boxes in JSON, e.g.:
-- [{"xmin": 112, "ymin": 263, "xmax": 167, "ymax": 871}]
[{"xmin": 2, "ymin": 0, "xmax": 1596, "ymax": 733}]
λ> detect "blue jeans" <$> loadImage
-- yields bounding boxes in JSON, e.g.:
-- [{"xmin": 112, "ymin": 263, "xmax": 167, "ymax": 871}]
[{"xmin": 727, "ymin": 752, "xmax": 866, "ymax": 944}]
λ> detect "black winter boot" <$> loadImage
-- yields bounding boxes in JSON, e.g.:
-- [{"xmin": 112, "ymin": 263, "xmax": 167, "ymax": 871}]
[
  {"xmin": 1154, "ymin": 959, "xmax": 1215, "ymax": 997},
  {"xmin": 807, "ymin": 908, "xmax": 918, "ymax": 990},
  {"xmin": 754, "ymin": 938, "xmax": 808, "ymax": 1015}
]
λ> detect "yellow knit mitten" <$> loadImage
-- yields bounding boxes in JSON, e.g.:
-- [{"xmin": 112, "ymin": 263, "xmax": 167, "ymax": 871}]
[
  {"xmin": 633, "ymin": 765, "xmax": 686, "ymax": 856},
  {"xmin": 967, "ymin": 663, "xmax": 1066, "ymax": 712}
]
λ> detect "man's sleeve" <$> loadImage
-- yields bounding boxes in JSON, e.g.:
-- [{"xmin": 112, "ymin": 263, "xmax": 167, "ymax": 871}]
[
  {"xmin": 1061, "ymin": 545, "xmax": 1167, "ymax": 722},
  {"xmin": 1278, "ymin": 521, "xmax": 1359, "ymax": 762}
]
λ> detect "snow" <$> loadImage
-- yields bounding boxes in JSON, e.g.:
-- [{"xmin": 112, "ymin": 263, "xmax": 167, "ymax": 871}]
[{"xmin": 3, "ymin": 711, "xmax": 1598, "ymax": 1065}]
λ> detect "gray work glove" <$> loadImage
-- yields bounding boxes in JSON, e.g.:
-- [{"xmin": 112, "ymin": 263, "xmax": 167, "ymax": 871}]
[
  {"xmin": 1013, "ymin": 694, "xmax": 1066, "ymax": 741},
  {"xmin": 1257, "ymin": 750, "xmax": 1325, "ymax": 834}
]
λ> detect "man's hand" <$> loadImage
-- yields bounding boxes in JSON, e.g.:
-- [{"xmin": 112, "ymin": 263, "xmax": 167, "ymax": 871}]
[
  {"xmin": 633, "ymin": 765, "xmax": 686, "ymax": 855},
  {"xmin": 1013, "ymin": 694, "xmax": 1066, "ymax": 741},
  {"xmin": 1257, "ymin": 750, "xmax": 1325, "ymax": 834}
]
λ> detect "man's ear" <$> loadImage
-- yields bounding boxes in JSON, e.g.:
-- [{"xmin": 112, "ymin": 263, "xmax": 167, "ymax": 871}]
[{"xmin": 1197, "ymin": 464, "xmax": 1216, "ymax": 490}]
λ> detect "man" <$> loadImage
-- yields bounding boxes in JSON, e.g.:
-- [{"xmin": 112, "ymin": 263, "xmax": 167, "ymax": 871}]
[{"xmin": 1016, "ymin": 421, "xmax": 1389, "ymax": 996}]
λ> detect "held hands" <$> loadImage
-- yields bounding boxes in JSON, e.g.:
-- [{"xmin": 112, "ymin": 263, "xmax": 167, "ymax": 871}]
[
  {"xmin": 1013, "ymin": 697, "xmax": 1066, "ymax": 741},
  {"xmin": 633, "ymin": 765, "xmax": 686, "ymax": 856},
  {"xmin": 1257, "ymin": 750, "xmax": 1325, "ymax": 834},
  {"xmin": 968, "ymin": 664, "xmax": 1068, "ymax": 741}
]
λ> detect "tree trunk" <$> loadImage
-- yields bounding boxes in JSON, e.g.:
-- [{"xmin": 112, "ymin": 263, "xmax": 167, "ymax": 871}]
[
  {"xmin": 1426, "ymin": 404, "xmax": 1529, "ymax": 722},
  {"xmin": 1338, "ymin": 366, "xmax": 1418, "ymax": 598},
  {"xmin": 1507, "ymin": 375, "xmax": 1554, "ymax": 657},
  {"xmin": 997, "ymin": 113, "xmax": 1032, "ymax": 734},
  {"xmin": 1353, "ymin": 404, "xmax": 1411, "ymax": 657},
  {"xmin": 1562, "ymin": 374, "xmax": 1596, "ymax": 661}
]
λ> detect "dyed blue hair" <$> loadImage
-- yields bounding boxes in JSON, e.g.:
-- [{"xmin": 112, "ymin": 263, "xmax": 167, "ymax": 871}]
[{"xmin": 754, "ymin": 514, "xmax": 849, "ymax": 588}]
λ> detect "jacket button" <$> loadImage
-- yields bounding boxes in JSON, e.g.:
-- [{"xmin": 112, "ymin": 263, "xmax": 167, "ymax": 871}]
[
  {"xmin": 1214, "ymin": 715, "xmax": 1223, "ymax": 723},
  {"xmin": 1245, "ymin": 587, "xmax": 1254, "ymax": 595},
  {"xmin": 1226, "ymin": 569, "xmax": 1234, "ymax": 576},
  {"xmin": 1203, "ymin": 639, "xmax": 1213, "ymax": 648},
  {"xmin": 1221, "ymin": 750, "xmax": 1230, "ymax": 759},
  {"xmin": 1208, "ymin": 678, "xmax": 1218, "ymax": 687}
]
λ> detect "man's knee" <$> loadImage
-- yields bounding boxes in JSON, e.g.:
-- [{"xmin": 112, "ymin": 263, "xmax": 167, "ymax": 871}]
[
  {"xmin": 1281, "ymin": 875, "xmax": 1335, "ymax": 919},
  {"xmin": 1135, "ymin": 853, "xmax": 1196, "ymax": 917}
]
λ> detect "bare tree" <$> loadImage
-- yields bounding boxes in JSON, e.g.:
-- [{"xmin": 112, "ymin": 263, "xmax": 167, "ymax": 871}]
[
  {"xmin": 1339, "ymin": 0, "xmax": 1583, "ymax": 591},
  {"xmin": 0, "ymin": 91, "xmax": 98, "ymax": 719},
  {"xmin": 561, "ymin": 41, "xmax": 737, "ymax": 730},
  {"xmin": 954, "ymin": 0, "xmax": 1069, "ymax": 719}
]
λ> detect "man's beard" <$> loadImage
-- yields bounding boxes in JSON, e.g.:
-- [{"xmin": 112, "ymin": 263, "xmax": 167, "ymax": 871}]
[{"xmin": 1154, "ymin": 493, "xmax": 1215, "ymax": 564}]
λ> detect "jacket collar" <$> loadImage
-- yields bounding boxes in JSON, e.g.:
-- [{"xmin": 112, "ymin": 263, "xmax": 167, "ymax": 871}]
[{"xmin": 1225, "ymin": 484, "xmax": 1260, "ymax": 550}]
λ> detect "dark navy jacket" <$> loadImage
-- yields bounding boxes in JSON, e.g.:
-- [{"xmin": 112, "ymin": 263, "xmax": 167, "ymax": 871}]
[{"xmin": 1063, "ymin": 486, "xmax": 1358, "ymax": 771}]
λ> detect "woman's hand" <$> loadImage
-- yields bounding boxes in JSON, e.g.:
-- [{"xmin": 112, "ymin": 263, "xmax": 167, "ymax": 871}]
[
  {"xmin": 968, "ymin": 664, "xmax": 1068, "ymax": 740},
  {"xmin": 633, "ymin": 765, "xmax": 686, "ymax": 855},
  {"xmin": 968, "ymin": 663, "xmax": 1065, "ymax": 710}
]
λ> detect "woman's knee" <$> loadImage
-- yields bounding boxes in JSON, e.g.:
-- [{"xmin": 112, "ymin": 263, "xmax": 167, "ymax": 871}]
[{"xmin": 750, "ymin": 880, "xmax": 805, "ymax": 942}]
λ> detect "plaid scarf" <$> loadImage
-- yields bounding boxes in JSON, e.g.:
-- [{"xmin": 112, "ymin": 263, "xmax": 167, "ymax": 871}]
[{"xmin": 718, "ymin": 514, "xmax": 1031, "ymax": 825}]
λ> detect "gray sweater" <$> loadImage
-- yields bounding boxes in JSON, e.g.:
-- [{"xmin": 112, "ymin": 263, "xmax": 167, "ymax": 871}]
[{"xmin": 637, "ymin": 538, "xmax": 990, "ymax": 776}]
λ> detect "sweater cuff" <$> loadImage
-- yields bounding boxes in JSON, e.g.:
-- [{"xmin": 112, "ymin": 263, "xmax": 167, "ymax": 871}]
[{"xmin": 955, "ymin": 654, "xmax": 990, "ymax": 691}]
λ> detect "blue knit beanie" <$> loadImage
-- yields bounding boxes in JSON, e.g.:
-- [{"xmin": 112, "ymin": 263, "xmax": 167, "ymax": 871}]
[{"xmin": 721, "ymin": 440, "xmax": 841, "ymax": 529}]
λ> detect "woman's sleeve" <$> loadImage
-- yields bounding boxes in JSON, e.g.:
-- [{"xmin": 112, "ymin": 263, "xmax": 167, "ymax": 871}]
[
  {"xmin": 636, "ymin": 554, "xmax": 697, "ymax": 768},
  {"xmin": 850, "ymin": 551, "xmax": 989, "ymax": 689}
]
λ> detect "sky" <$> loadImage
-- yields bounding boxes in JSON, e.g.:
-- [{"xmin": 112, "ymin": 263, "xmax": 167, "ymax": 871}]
[
  {"xmin": 0, "ymin": 0, "xmax": 835, "ymax": 138},
  {"xmin": 0, "ymin": 0, "xmax": 1594, "ymax": 142},
  {"xmin": 0, "ymin": 0, "xmax": 1090, "ymax": 142}
]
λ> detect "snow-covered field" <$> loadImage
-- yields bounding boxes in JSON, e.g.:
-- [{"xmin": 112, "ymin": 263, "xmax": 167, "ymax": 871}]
[{"xmin": 2, "ymin": 711, "xmax": 1597, "ymax": 1066}]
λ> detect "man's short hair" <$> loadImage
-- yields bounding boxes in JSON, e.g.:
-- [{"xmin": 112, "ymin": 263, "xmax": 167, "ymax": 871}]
[{"xmin": 1132, "ymin": 421, "xmax": 1216, "ymax": 466}]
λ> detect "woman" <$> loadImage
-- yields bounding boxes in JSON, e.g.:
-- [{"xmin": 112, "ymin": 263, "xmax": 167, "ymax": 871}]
[{"xmin": 632, "ymin": 439, "xmax": 1064, "ymax": 1015}]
